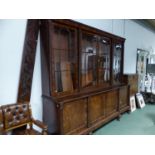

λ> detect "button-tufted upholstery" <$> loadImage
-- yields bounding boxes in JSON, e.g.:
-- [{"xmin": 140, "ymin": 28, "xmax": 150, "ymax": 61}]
[
  {"xmin": 1, "ymin": 103, "xmax": 47, "ymax": 135},
  {"xmin": 2, "ymin": 103, "xmax": 30, "ymax": 130},
  {"xmin": 0, "ymin": 107, "xmax": 4, "ymax": 134}
]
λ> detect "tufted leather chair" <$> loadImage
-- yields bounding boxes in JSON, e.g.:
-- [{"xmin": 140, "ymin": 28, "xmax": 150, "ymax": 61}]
[
  {"xmin": 1, "ymin": 103, "xmax": 47, "ymax": 135},
  {"xmin": 0, "ymin": 106, "xmax": 5, "ymax": 134}
]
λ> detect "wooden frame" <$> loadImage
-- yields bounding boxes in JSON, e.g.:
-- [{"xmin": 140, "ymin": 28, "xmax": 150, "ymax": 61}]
[
  {"xmin": 136, "ymin": 93, "xmax": 145, "ymax": 108},
  {"xmin": 130, "ymin": 96, "xmax": 136, "ymax": 112}
]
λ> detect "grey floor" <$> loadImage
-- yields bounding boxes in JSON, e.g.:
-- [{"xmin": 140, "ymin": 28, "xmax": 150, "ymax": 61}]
[{"xmin": 93, "ymin": 104, "xmax": 155, "ymax": 135}]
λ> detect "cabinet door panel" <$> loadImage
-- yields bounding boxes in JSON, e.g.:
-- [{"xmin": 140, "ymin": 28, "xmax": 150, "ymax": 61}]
[
  {"xmin": 119, "ymin": 86, "xmax": 128, "ymax": 109},
  {"xmin": 105, "ymin": 90, "xmax": 118, "ymax": 116},
  {"xmin": 62, "ymin": 99, "xmax": 87, "ymax": 134},
  {"xmin": 88, "ymin": 94, "xmax": 105, "ymax": 125}
]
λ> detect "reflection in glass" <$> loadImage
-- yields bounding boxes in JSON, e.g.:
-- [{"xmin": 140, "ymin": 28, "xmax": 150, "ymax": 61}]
[
  {"xmin": 113, "ymin": 43, "xmax": 122, "ymax": 84},
  {"xmin": 81, "ymin": 33, "xmax": 97, "ymax": 88},
  {"xmin": 52, "ymin": 25, "xmax": 77, "ymax": 93},
  {"xmin": 81, "ymin": 33, "xmax": 111, "ymax": 88},
  {"xmin": 98, "ymin": 37, "xmax": 111, "ymax": 86}
]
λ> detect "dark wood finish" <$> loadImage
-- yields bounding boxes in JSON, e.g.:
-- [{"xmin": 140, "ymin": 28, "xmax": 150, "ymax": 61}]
[
  {"xmin": 105, "ymin": 90, "xmax": 118, "ymax": 116},
  {"xmin": 119, "ymin": 85, "xmax": 130, "ymax": 113},
  {"xmin": 88, "ymin": 94, "xmax": 105, "ymax": 126},
  {"xmin": 17, "ymin": 19, "xmax": 40, "ymax": 103},
  {"xmin": 123, "ymin": 74, "xmax": 138, "ymax": 97},
  {"xmin": 40, "ymin": 19, "xmax": 129, "ymax": 134},
  {"xmin": 40, "ymin": 20, "xmax": 58, "ymax": 134},
  {"xmin": 61, "ymin": 99, "xmax": 87, "ymax": 134},
  {"xmin": 0, "ymin": 107, "xmax": 4, "ymax": 134}
]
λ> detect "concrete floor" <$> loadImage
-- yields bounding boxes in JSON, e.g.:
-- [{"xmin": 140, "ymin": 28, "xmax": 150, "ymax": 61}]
[{"xmin": 93, "ymin": 104, "xmax": 155, "ymax": 135}]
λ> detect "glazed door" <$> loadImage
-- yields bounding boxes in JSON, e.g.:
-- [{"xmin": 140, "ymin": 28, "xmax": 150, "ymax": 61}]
[
  {"xmin": 80, "ymin": 31, "xmax": 112, "ymax": 89},
  {"xmin": 50, "ymin": 22, "xmax": 78, "ymax": 96},
  {"xmin": 98, "ymin": 36, "xmax": 111, "ymax": 87},
  {"xmin": 112, "ymin": 41, "xmax": 123, "ymax": 85},
  {"xmin": 80, "ymin": 31, "xmax": 98, "ymax": 88}
]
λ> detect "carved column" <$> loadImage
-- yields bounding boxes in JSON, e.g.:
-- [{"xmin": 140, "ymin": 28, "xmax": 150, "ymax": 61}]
[{"xmin": 17, "ymin": 19, "xmax": 40, "ymax": 103}]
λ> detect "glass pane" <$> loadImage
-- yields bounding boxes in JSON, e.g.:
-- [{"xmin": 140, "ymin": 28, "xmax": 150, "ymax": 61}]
[
  {"xmin": 52, "ymin": 24, "xmax": 77, "ymax": 93},
  {"xmin": 113, "ymin": 43, "xmax": 122, "ymax": 84},
  {"xmin": 98, "ymin": 37, "xmax": 111, "ymax": 86},
  {"xmin": 81, "ymin": 32, "xmax": 97, "ymax": 88}
]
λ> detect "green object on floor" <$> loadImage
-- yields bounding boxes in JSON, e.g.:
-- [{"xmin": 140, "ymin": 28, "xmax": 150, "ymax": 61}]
[{"xmin": 93, "ymin": 104, "xmax": 155, "ymax": 135}]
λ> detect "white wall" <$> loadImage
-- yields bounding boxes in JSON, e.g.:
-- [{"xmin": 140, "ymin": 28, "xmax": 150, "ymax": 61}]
[
  {"xmin": 30, "ymin": 33, "xmax": 42, "ymax": 121},
  {"xmin": 0, "ymin": 20, "xmax": 27, "ymax": 104},
  {"xmin": 1, "ymin": 19, "xmax": 155, "ymax": 122}
]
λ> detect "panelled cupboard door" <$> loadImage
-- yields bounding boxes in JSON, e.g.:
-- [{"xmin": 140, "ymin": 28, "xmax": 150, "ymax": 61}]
[
  {"xmin": 119, "ymin": 86, "xmax": 128, "ymax": 109},
  {"xmin": 62, "ymin": 99, "xmax": 87, "ymax": 134},
  {"xmin": 88, "ymin": 94, "xmax": 105, "ymax": 126},
  {"xmin": 105, "ymin": 90, "xmax": 118, "ymax": 116}
]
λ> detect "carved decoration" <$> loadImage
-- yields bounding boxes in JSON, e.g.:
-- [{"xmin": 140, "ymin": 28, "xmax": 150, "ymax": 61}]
[{"xmin": 17, "ymin": 19, "xmax": 40, "ymax": 103}]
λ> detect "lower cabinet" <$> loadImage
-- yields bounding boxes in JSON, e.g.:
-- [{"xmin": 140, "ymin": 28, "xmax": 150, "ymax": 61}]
[
  {"xmin": 43, "ymin": 85, "xmax": 130, "ymax": 134},
  {"xmin": 87, "ymin": 90, "xmax": 119, "ymax": 125},
  {"xmin": 87, "ymin": 90, "xmax": 119, "ymax": 132}
]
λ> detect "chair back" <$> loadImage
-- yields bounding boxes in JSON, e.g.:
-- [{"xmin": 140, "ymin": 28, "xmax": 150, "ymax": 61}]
[
  {"xmin": 2, "ymin": 103, "xmax": 31, "ymax": 131},
  {"xmin": 0, "ymin": 107, "xmax": 4, "ymax": 133}
]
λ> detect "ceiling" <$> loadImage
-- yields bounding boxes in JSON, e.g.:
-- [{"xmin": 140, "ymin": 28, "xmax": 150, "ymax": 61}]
[
  {"xmin": 143, "ymin": 19, "xmax": 155, "ymax": 29},
  {"xmin": 134, "ymin": 19, "xmax": 155, "ymax": 32}
]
